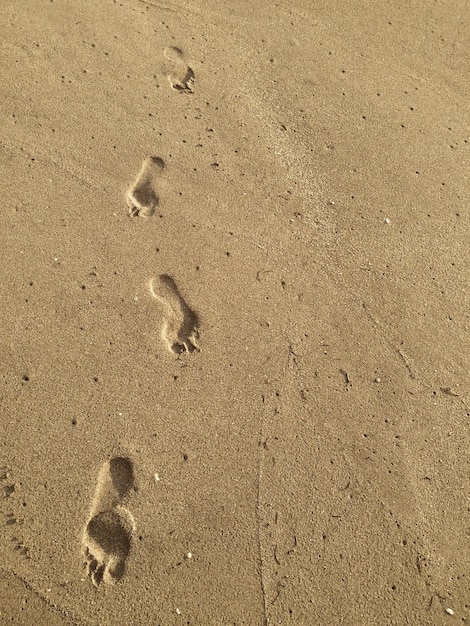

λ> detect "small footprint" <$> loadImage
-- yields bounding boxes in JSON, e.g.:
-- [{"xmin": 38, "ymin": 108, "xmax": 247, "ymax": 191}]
[
  {"xmin": 150, "ymin": 274, "xmax": 200, "ymax": 354},
  {"xmin": 82, "ymin": 457, "xmax": 136, "ymax": 587},
  {"xmin": 10, "ymin": 535, "xmax": 30, "ymax": 559},
  {"xmin": 2, "ymin": 470, "xmax": 30, "ymax": 561},
  {"xmin": 164, "ymin": 46, "xmax": 195, "ymax": 93},
  {"xmin": 126, "ymin": 157, "xmax": 165, "ymax": 218}
]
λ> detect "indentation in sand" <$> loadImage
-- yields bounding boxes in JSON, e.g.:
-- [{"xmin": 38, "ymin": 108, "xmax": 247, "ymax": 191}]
[
  {"xmin": 82, "ymin": 457, "xmax": 135, "ymax": 587},
  {"xmin": 163, "ymin": 46, "xmax": 195, "ymax": 93},
  {"xmin": 150, "ymin": 274, "xmax": 200, "ymax": 354},
  {"xmin": 126, "ymin": 156, "xmax": 165, "ymax": 218}
]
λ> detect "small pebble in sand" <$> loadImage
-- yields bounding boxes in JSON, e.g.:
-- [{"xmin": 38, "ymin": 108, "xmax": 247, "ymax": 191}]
[
  {"xmin": 445, "ymin": 608, "xmax": 454, "ymax": 616},
  {"xmin": 176, "ymin": 608, "xmax": 181, "ymax": 615},
  {"xmin": 154, "ymin": 473, "xmax": 160, "ymax": 482},
  {"xmin": 384, "ymin": 217, "xmax": 390, "ymax": 224},
  {"xmin": 375, "ymin": 377, "xmax": 381, "ymax": 383},
  {"xmin": 185, "ymin": 552, "xmax": 192, "ymax": 559}
]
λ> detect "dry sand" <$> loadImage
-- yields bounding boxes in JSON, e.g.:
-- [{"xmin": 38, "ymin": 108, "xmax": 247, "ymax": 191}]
[{"xmin": 1, "ymin": 0, "xmax": 469, "ymax": 624}]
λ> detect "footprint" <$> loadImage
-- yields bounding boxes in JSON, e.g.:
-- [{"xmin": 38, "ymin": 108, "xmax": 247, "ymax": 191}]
[
  {"xmin": 126, "ymin": 157, "xmax": 165, "ymax": 218},
  {"xmin": 164, "ymin": 46, "xmax": 195, "ymax": 93},
  {"xmin": 150, "ymin": 274, "xmax": 200, "ymax": 354},
  {"xmin": 82, "ymin": 457, "xmax": 136, "ymax": 587}
]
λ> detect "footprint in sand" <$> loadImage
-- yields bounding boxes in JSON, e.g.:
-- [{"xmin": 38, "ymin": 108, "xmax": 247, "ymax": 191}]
[
  {"xmin": 82, "ymin": 457, "xmax": 136, "ymax": 587},
  {"xmin": 150, "ymin": 274, "xmax": 200, "ymax": 354},
  {"xmin": 126, "ymin": 156, "xmax": 165, "ymax": 218},
  {"xmin": 164, "ymin": 46, "xmax": 195, "ymax": 93}
]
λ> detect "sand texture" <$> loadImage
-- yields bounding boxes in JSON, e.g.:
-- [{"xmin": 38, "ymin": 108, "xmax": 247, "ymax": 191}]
[{"xmin": 1, "ymin": 0, "xmax": 469, "ymax": 624}]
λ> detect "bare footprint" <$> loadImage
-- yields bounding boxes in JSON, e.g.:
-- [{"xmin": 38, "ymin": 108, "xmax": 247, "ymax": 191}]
[
  {"xmin": 150, "ymin": 274, "xmax": 200, "ymax": 354},
  {"xmin": 82, "ymin": 457, "xmax": 136, "ymax": 587},
  {"xmin": 126, "ymin": 156, "xmax": 165, "ymax": 217},
  {"xmin": 163, "ymin": 46, "xmax": 195, "ymax": 93}
]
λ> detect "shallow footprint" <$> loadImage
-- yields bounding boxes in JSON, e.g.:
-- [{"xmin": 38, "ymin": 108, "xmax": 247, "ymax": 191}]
[
  {"xmin": 126, "ymin": 157, "xmax": 165, "ymax": 218},
  {"xmin": 163, "ymin": 46, "xmax": 195, "ymax": 93},
  {"xmin": 82, "ymin": 457, "xmax": 136, "ymax": 587},
  {"xmin": 150, "ymin": 274, "xmax": 200, "ymax": 354}
]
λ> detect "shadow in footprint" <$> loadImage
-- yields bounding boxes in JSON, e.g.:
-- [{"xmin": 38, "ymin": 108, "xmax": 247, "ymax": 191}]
[
  {"xmin": 82, "ymin": 457, "xmax": 135, "ymax": 587},
  {"xmin": 150, "ymin": 274, "xmax": 200, "ymax": 354},
  {"xmin": 108, "ymin": 457, "xmax": 134, "ymax": 499}
]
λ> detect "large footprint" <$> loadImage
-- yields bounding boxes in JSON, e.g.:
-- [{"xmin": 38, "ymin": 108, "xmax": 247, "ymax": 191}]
[
  {"xmin": 126, "ymin": 156, "xmax": 165, "ymax": 218},
  {"xmin": 150, "ymin": 274, "xmax": 200, "ymax": 354},
  {"xmin": 164, "ymin": 46, "xmax": 195, "ymax": 93},
  {"xmin": 82, "ymin": 457, "xmax": 136, "ymax": 587}
]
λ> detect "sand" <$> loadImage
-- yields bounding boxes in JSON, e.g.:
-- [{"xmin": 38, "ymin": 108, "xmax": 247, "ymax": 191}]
[{"xmin": 1, "ymin": 0, "xmax": 469, "ymax": 624}]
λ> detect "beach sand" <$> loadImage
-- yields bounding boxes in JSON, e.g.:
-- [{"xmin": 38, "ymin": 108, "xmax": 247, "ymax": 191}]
[{"xmin": 1, "ymin": 0, "xmax": 469, "ymax": 624}]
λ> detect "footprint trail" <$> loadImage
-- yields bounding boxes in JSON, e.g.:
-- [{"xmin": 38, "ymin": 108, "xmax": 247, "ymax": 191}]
[
  {"xmin": 150, "ymin": 274, "xmax": 200, "ymax": 354},
  {"xmin": 126, "ymin": 156, "xmax": 165, "ymax": 217},
  {"xmin": 82, "ymin": 457, "xmax": 135, "ymax": 587},
  {"xmin": 164, "ymin": 46, "xmax": 195, "ymax": 93}
]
